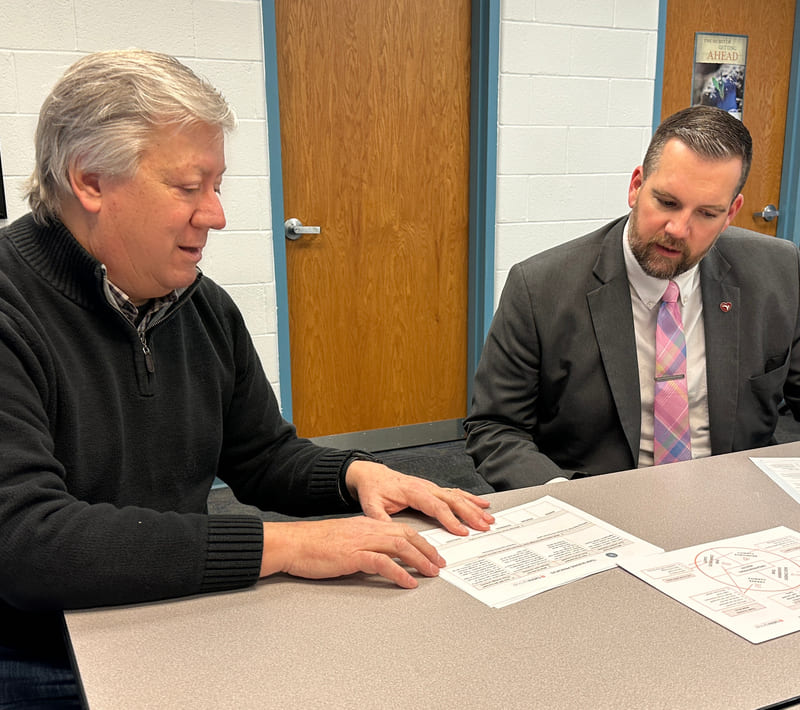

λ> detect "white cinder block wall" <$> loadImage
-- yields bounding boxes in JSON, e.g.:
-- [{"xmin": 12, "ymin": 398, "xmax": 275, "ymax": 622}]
[
  {"xmin": 2, "ymin": 0, "xmax": 660, "ymax": 410},
  {"xmin": 496, "ymin": 0, "xmax": 660, "ymax": 302}
]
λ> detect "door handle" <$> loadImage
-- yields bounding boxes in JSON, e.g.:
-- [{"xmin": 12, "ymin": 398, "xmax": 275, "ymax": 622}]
[
  {"xmin": 284, "ymin": 218, "xmax": 321, "ymax": 240},
  {"xmin": 753, "ymin": 204, "xmax": 780, "ymax": 222}
]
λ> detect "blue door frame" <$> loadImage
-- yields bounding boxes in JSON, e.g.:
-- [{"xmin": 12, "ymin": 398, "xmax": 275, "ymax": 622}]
[
  {"xmin": 260, "ymin": 0, "xmax": 500, "ymax": 422},
  {"xmin": 652, "ymin": 1, "xmax": 800, "ymax": 244}
]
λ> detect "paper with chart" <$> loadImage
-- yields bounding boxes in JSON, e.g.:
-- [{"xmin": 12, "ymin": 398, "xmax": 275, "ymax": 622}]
[
  {"xmin": 750, "ymin": 458, "xmax": 800, "ymax": 505},
  {"xmin": 420, "ymin": 495, "xmax": 662, "ymax": 608},
  {"xmin": 618, "ymin": 527, "xmax": 800, "ymax": 644}
]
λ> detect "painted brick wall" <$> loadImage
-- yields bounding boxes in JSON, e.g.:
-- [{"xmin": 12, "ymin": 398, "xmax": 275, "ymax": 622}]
[
  {"xmin": 496, "ymin": 0, "xmax": 660, "ymax": 302},
  {"xmin": 0, "ymin": 0, "xmax": 281, "ymax": 399},
  {"xmin": 1, "ymin": 0, "xmax": 661, "ymax": 408}
]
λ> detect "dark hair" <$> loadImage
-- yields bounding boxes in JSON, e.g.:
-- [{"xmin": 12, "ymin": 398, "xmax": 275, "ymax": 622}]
[{"xmin": 643, "ymin": 106, "xmax": 752, "ymax": 198}]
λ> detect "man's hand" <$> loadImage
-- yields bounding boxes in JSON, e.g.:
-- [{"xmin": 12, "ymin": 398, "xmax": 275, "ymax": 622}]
[
  {"xmin": 344, "ymin": 460, "xmax": 494, "ymax": 536},
  {"xmin": 260, "ymin": 517, "xmax": 446, "ymax": 588}
]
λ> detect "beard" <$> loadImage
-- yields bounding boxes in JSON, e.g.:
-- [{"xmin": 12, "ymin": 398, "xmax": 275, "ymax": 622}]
[{"xmin": 628, "ymin": 207, "xmax": 701, "ymax": 280}]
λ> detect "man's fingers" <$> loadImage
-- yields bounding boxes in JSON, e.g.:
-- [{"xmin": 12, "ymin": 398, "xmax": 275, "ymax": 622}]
[
  {"xmin": 366, "ymin": 531, "xmax": 444, "ymax": 584},
  {"xmin": 356, "ymin": 550, "xmax": 429, "ymax": 589},
  {"xmin": 402, "ymin": 486, "xmax": 494, "ymax": 536},
  {"xmin": 444, "ymin": 490, "xmax": 495, "ymax": 530},
  {"xmin": 273, "ymin": 518, "xmax": 447, "ymax": 589},
  {"xmin": 369, "ymin": 524, "xmax": 445, "ymax": 570},
  {"xmin": 359, "ymin": 499, "xmax": 393, "ymax": 523},
  {"xmin": 402, "ymin": 479, "xmax": 495, "ymax": 533},
  {"xmin": 391, "ymin": 527, "xmax": 446, "ymax": 570}
]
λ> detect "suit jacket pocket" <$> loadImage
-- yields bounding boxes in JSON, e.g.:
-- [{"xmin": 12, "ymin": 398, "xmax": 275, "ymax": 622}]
[
  {"xmin": 749, "ymin": 349, "xmax": 790, "ymax": 397},
  {"xmin": 743, "ymin": 351, "xmax": 790, "ymax": 445},
  {"xmin": 764, "ymin": 348, "xmax": 790, "ymax": 375}
]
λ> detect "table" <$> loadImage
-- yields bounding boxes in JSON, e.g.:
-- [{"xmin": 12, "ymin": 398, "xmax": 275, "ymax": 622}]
[{"xmin": 66, "ymin": 443, "xmax": 800, "ymax": 709}]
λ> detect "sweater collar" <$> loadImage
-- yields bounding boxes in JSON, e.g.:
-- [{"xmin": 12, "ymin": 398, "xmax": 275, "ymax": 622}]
[
  {"xmin": 4, "ymin": 214, "xmax": 201, "ymax": 308},
  {"xmin": 6, "ymin": 214, "xmax": 107, "ymax": 307}
]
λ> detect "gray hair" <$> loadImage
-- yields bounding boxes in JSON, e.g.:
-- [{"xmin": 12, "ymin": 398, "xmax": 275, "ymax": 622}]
[
  {"xmin": 26, "ymin": 49, "xmax": 237, "ymax": 224},
  {"xmin": 643, "ymin": 105, "xmax": 753, "ymax": 199}
]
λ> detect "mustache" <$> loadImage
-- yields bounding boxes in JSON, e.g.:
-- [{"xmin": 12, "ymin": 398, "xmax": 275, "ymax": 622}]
[{"xmin": 648, "ymin": 234, "xmax": 688, "ymax": 254}]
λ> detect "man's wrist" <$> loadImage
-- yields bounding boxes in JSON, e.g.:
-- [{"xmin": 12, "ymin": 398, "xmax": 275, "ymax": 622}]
[{"xmin": 339, "ymin": 451, "xmax": 380, "ymax": 505}]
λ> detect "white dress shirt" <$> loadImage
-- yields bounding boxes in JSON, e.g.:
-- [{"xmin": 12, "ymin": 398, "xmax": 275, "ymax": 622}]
[{"xmin": 622, "ymin": 222, "xmax": 711, "ymax": 466}]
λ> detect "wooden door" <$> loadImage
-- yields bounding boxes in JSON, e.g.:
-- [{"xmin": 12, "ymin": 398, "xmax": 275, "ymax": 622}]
[
  {"xmin": 661, "ymin": 0, "xmax": 796, "ymax": 236},
  {"xmin": 274, "ymin": 0, "xmax": 471, "ymax": 437}
]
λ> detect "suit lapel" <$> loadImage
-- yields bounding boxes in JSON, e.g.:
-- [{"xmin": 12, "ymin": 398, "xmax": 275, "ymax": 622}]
[
  {"xmin": 587, "ymin": 221, "xmax": 641, "ymax": 463},
  {"xmin": 700, "ymin": 248, "xmax": 739, "ymax": 454}
]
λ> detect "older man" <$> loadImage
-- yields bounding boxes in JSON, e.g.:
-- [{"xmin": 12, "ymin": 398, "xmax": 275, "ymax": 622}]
[{"xmin": 0, "ymin": 49, "xmax": 493, "ymax": 706}]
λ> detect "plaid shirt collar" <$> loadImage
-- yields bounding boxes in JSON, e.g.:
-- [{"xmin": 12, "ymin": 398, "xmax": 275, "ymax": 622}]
[{"xmin": 102, "ymin": 267, "xmax": 181, "ymax": 331}]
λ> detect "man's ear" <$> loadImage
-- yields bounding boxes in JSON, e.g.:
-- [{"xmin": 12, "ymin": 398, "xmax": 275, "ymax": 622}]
[
  {"xmin": 67, "ymin": 163, "xmax": 103, "ymax": 214},
  {"xmin": 627, "ymin": 166, "xmax": 644, "ymax": 209},
  {"xmin": 722, "ymin": 193, "xmax": 745, "ymax": 230}
]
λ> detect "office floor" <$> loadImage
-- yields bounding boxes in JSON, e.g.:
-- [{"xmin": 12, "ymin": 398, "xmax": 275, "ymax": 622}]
[{"xmin": 207, "ymin": 410, "xmax": 800, "ymax": 518}]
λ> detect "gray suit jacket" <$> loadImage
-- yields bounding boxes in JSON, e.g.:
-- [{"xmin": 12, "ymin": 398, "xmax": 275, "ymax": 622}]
[{"xmin": 464, "ymin": 216, "xmax": 800, "ymax": 490}]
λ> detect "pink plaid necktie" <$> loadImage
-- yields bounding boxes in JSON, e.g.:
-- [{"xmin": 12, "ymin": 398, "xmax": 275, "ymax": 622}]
[{"xmin": 653, "ymin": 280, "xmax": 691, "ymax": 464}]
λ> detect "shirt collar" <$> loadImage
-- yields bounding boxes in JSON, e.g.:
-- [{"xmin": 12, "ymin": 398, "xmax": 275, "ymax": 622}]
[
  {"xmin": 100, "ymin": 265, "xmax": 185, "ymax": 326},
  {"xmin": 622, "ymin": 218, "xmax": 700, "ymax": 310}
]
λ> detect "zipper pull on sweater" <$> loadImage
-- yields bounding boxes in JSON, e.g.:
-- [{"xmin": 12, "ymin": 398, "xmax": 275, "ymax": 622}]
[{"xmin": 139, "ymin": 331, "xmax": 155, "ymax": 373}]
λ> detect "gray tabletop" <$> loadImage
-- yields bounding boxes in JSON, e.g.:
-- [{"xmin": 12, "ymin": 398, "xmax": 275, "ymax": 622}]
[{"xmin": 66, "ymin": 443, "xmax": 800, "ymax": 709}]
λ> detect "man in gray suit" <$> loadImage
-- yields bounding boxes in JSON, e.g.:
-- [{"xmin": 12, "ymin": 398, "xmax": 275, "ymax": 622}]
[{"xmin": 465, "ymin": 106, "xmax": 800, "ymax": 490}]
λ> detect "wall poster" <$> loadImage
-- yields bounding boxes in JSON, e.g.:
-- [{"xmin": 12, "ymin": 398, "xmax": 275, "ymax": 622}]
[{"xmin": 692, "ymin": 32, "xmax": 748, "ymax": 120}]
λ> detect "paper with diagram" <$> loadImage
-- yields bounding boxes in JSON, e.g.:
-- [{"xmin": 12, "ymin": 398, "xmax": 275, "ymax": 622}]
[
  {"xmin": 421, "ymin": 495, "xmax": 662, "ymax": 608},
  {"xmin": 618, "ymin": 526, "xmax": 800, "ymax": 644}
]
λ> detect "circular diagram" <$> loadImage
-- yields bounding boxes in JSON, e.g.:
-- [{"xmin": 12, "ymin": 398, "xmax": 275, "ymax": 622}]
[{"xmin": 693, "ymin": 546, "xmax": 800, "ymax": 594}]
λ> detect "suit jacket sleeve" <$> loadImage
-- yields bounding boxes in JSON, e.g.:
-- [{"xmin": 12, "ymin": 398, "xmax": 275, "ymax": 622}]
[
  {"xmin": 776, "ymin": 240, "xmax": 800, "ymax": 420},
  {"xmin": 464, "ymin": 263, "xmax": 576, "ymax": 489},
  {"xmin": 703, "ymin": 229, "xmax": 800, "ymax": 452}
]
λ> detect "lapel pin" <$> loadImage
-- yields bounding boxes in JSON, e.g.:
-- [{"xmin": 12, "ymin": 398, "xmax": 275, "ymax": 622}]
[{"xmin": 720, "ymin": 302, "xmax": 732, "ymax": 313}]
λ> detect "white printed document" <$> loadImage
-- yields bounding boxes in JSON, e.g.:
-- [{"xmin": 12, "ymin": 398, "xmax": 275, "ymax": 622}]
[
  {"xmin": 421, "ymin": 495, "xmax": 662, "ymax": 608},
  {"xmin": 751, "ymin": 457, "xmax": 800, "ymax": 505},
  {"xmin": 618, "ymin": 527, "xmax": 800, "ymax": 644}
]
